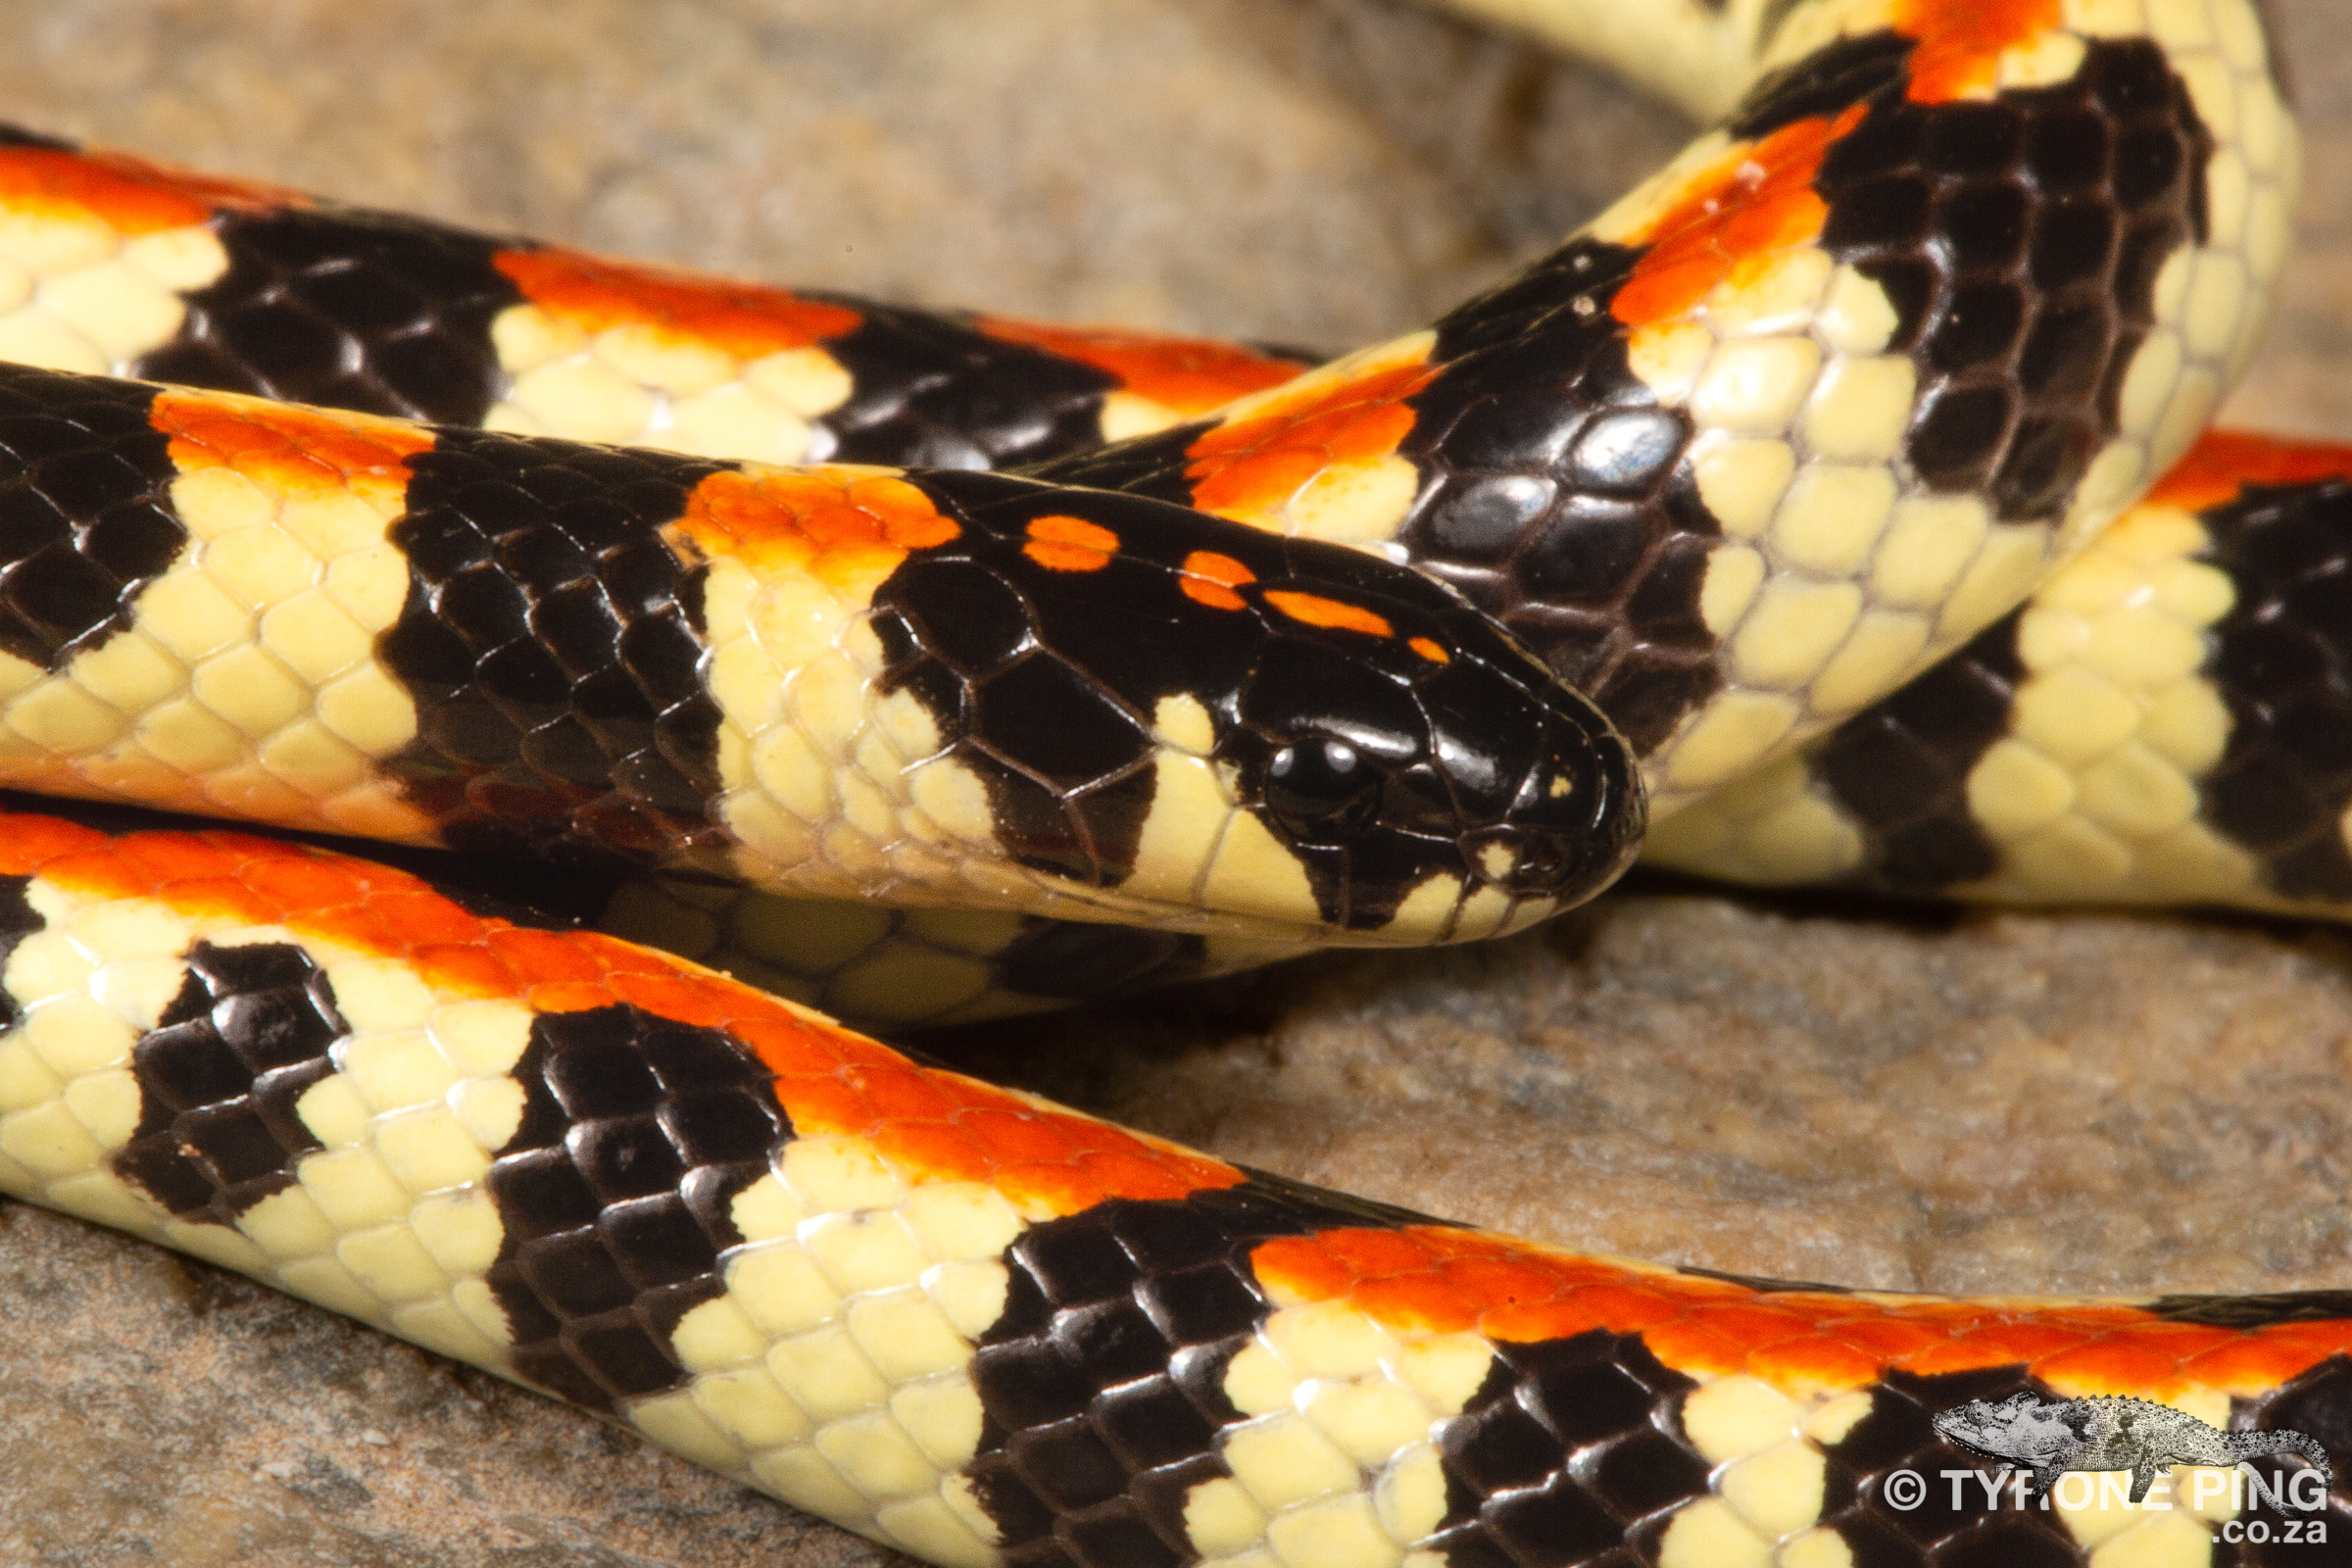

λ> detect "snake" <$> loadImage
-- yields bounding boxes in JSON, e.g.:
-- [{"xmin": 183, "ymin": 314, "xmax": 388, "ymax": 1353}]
[{"xmin": 0, "ymin": 1, "xmax": 2347, "ymax": 1564}]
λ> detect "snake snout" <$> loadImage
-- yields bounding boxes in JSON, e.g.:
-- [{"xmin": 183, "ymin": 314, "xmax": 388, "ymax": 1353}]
[
  {"xmin": 1212, "ymin": 547, "xmax": 1646, "ymax": 939},
  {"xmin": 1464, "ymin": 723, "xmax": 1645, "ymax": 904}
]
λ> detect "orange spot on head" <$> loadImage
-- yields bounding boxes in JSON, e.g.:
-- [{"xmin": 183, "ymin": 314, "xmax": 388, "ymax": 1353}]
[
  {"xmin": 973, "ymin": 317, "xmax": 1308, "ymax": 416},
  {"xmin": 494, "ymin": 248, "xmax": 863, "ymax": 360},
  {"xmin": 1178, "ymin": 550, "xmax": 1257, "ymax": 611},
  {"xmin": 666, "ymin": 467, "xmax": 958, "ymax": 590},
  {"xmin": 2145, "ymin": 430, "xmax": 2352, "ymax": 514},
  {"xmin": 1892, "ymin": 0, "xmax": 2064, "ymax": 104},
  {"xmin": 1612, "ymin": 106, "xmax": 1863, "ymax": 329},
  {"xmin": 150, "ymin": 387, "xmax": 433, "ymax": 506},
  {"xmin": 1184, "ymin": 355, "xmax": 1439, "ymax": 524},
  {"xmin": 1408, "ymin": 636, "xmax": 1449, "ymax": 663},
  {"xmin": 0, "ymin": 143, "xmax": 306, "ymax": 234},
  {"xmin": 1263, "ymin": 589, "xmax": 1395, "ymax": 640},
  {"xmin": 1022, "ymin": 513, "xmax": 1121, "ymax": 572}
]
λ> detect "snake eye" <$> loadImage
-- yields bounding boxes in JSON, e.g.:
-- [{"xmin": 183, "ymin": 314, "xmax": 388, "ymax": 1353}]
[{"xmin": 1264, "ymin": 738, "xmax": 1382, "ymax": 843}]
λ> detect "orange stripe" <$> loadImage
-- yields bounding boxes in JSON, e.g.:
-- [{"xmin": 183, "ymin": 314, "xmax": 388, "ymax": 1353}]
[
  {"xmin": 0, "ymin": 143, "xmax": 305, "ymax": 234},
  {"xmin": 973, "ymin": 317, "xmax": 1307, "ymax": 415},
  {"xmin": 1612, "ymin": 107, "xmax": 1862, "ymax": 329},
  {"xmin": 5, "ymin": 808, "xmax": 1243, "ymax": 1216},
  {"xmin": 1893, "ymin": 0, "xmax": 2064, "ymax": 104},
  {"xmin": 1262, "ymin": 590, "xmax": 1395, "ymax": 640},
  {"xmin": 664, "ymin": 467, "xmax": 958, "ymax": 590},
  {"xmin": 494, "ymin": 248, "xmax": 864, "ymax": 360},
  {"xmin": 1409, "ymin": 636, "xmax": 1450, "ymax": 664},
  {"xmin": 1251, "ymin": 1226, "xmax": 2352, "ymax": 1398},
  {"xmin": 150, "ymin": 387, "xmax": 434, "ymax": 507},
  {"xmin": 1184, "ymin": 357, "xmax": 1440, "ymax": 521},
  {"xmin": 2144, "ymin": 430, "xmax": 2352, "ymax": 514}
]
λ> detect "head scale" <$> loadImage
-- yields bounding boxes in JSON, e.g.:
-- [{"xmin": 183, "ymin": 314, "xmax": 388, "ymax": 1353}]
[{"xmin": 872, "ymin": 471, "xmax": 1643, "ymax": 943}]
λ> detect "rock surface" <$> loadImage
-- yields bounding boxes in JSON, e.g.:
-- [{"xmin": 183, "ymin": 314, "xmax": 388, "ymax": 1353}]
[{"xmin": 1, "ymin": 0, "xmax": 2350, "ymax": 1563}]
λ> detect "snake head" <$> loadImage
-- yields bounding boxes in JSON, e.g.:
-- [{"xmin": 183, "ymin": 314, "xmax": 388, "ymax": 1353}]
[
  {"xmin": 866, "ymin": 471, "xmax": 1643, "ymax": 945},
  {"xmin": 1214, "ymin": 577, "xmax": 1644, "ymax": 941}
]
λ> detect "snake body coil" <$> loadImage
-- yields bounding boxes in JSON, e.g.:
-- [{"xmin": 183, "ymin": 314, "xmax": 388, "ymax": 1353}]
[{"xmin": 0, "ymin": 2, "xmax": 2347, "ymax": 1566}]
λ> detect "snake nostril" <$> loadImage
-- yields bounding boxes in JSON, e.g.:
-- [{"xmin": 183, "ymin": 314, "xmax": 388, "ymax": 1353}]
[
  {"xmin": 1463, "ymin": 824, "xmax": 1581, "ymax": 895},
  {"xmin": 1511, "ymin": 831, "xmax": 1577, "ymax": 892}
]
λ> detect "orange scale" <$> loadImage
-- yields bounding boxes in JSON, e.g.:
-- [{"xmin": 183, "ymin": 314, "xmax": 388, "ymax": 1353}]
[
  {"xmin": 152, "ymin": 390, "xmax": 430, "ymax": 490},
  {"xmin": 408, "ymin": 943, "xmax": 526, "ymax": 1001},
  {"xmin": 843, "ymin": 1063, "xmax": 967, "ymax": 1124},
  {"xmin": 1639, "ymin": 1318, "xmax": 1753, "ymax": 1378},
  {"xmin": 361, "ymin": 912, "xmax": 494, "ymax": 963},
  {"xmin": 1184, "ymin": 361, "xmax": 1436, "ymax": 515},
  {"xmin": 2249, "ymin": 1319, "xmax": 2352, "ymax": 1357},
  {"xmin": 1025, "ymin": 514, "xmax": 1121, "ymax": 555},
  {"xmin": 606, "ymin": 971, "xmax": 737, "ymax": 1027},
  {"xmin": 1253, "ymin": 1234, "xmax": 1360, "ymax": 1295},
  {"xmin": 580, "ymin": 941, "xmax": 681, "ymax": 984},
  {"xmin": 301, "ymin": 904, "xmax": 403, "ymax": 958},
  {"xmin": 1893, "ymin": 0, "xmax": 2061, "ymax": 105},
  {"xmin": 525, "ymin": 979, "xmax": 626, "ymax": 1016},
  {"xmin": 493, "ymin": 248, "xmax": 864, "ymax": 361},
  {"xmin": 1483, "ymin": 1297, "xmax": 1631, "ymax": 1347},
  {"xmin": 950, "ymin": 1105, "xmax": 1090, "ymax": 1165},
  {"xmin": 1067, "ymin": 1147, "xmax": 1221, "ymax": 1201},
  {"xmin": 1868, "ymin": 1299, "xmax": 2008, "ymax": 1331},
  {"xmin": 969, "ymin": 317, "xmax": 1304, "ymax": 414},
  {"xmin": 361, "ymin": 889, "xmax": 497, "ymax": 945},
  {"xmin": 113, "ymin": 831, "xmax": 239, "ymax": 880},
  {"xmin": 478, "ymin": 927, "xmax": 606, "ymax": 985},
  {"xmin": 1067, "ymin": 1114, "xmax": 1176, "ymax": 1165},
  {"xmin": 1346, "ymin": 1275, "xmax": 1485, "ymax": 1336},
  {"xmin": 1610, "ymin": 258, "xmax": 1737, "ymax": 329},
  {"xmin": 771, "ymin": 1074, "xmax": 872, "ymax": 1137},
  {"xmin": 1545, "ymin": 1295, "xmax": 1683, "ymax": 1342},
  {"xmin": 2176, "ymin": 1336, "xmax": 2341, "ymax": 1395},
  {"xmin": 1683, "ymin": 1300, "xmax": 1837, "ymax": 1349},
  {"xmin": 0, "ymin": 811, "xmax": 105, "ymax": 873},
  {"xmin": 1025, "ymin": 541, "xmax": 1114, "ymax": 572},
  {"xmin": 2099, "ymin": 1320, "xmax": 2252, "ymax": 1361},
  {"xmin": 869, "ymin": 1119, "xmax": 997, "ymax": 1183},
  {"xmin": 237, "ymin": 858, "xmax": 373, "ymax": 911},
  {"xmin": 817, "ymin": 1022, "xmax": 911, "ymax": 1062},
  {"xmin": 2148, "ymin": 430, "xmax": 2352, "ymax": 514},
  {"xmin": 1433, "ymin": 1253, "xmax": 1580, "ymax": 1306},
  {"xmin": 1817, "ymin": 1314, "xmax": 1954, "ymax": 1361},
  {"xmin": 991, "ymin": 1161, "xmax": 1116, "ymax": 1216},
  {"xmin": 669, "ymin": 468, "xmax": 957, "ymax": 583},
  {"xmin": 0, "ymin": 146, "xmax": 260, "ymax": 233},
  {"xmin": 33, "ymin": 851, "xmax": 146, "ymax": 904},
  {"xmin": 1742, "ymin": 1334, "xmax": 1885, "ymax": 1391},
  {"xmin": 1551, "ymin": 1283, "xmax": 1702, "ymax": 1330},
  {"xmin": 1465, "ymin": 1238, "xmax": 1596, "ymax": 1277},
  {"xmin": 1310, "ymin": 1226, "xmax": 1452, "ymax": 1277},
  {"xmin": 1911, "ymin": 1320, "xmax": 2102, "ymax": 1371},
  {"xmin": 2027, "ymin": 1339, "xmax": 2187, "ymax": 1396},
  {"xmin": 1611, "ymin": 109, "xmax": 1856, "ymax": 328},
  {"xmin": 1189, "ymin": 448, "xmax": 1335, "ymax": 519},
  {"xmin": 152, "ymin": 874, "xmax": 280, "ymax": 925},
  {"xmin": 735, "ymin": 1016, "xmax": 855, "ymax": 1079}
]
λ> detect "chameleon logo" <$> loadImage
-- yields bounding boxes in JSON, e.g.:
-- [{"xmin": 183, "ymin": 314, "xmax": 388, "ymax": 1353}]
[{"xmin": 1933, "ymin": 1392, "xmax": 2333, "ymax": 1506}]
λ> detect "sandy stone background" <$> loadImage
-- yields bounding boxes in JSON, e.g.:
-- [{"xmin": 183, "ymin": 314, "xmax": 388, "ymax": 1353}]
[{"xmin": 0, "ymin": 1, "xmax": 2349, "ymax": 1563}]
